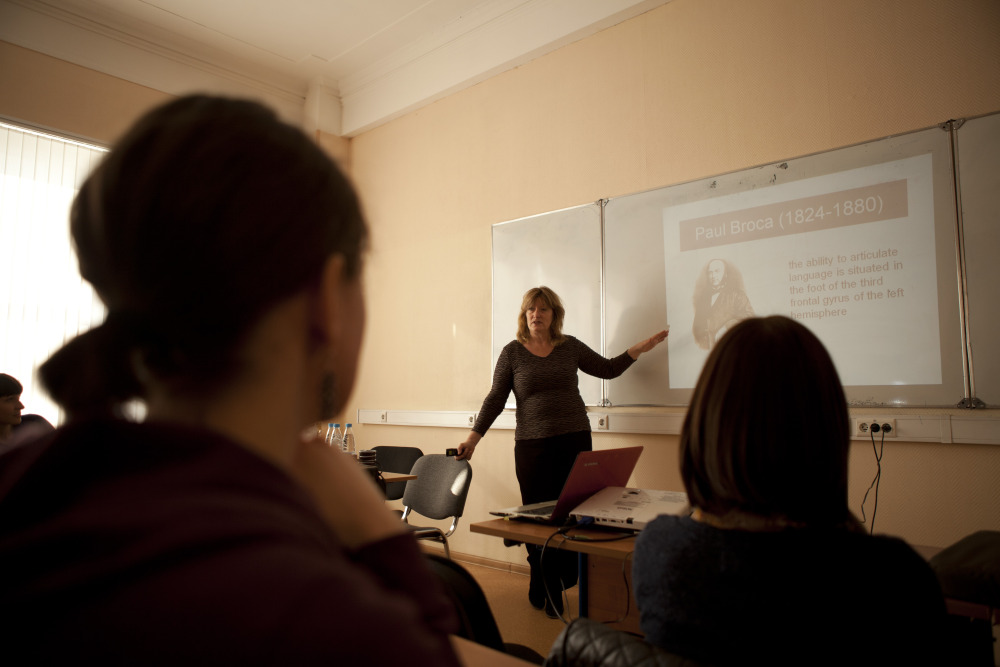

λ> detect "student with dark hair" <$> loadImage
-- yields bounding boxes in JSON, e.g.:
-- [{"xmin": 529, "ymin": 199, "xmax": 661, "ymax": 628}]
[
  {"xmin": 0, "ymin": 373, "xmax": 54, "ymax": 455},
  {"xmin": 632, "ymin": 316, "xmax": 945, "ymax": 665},
  {"xmin": 0, "ymin": 96, "xmax": 459, "ymax": 665},
  {"xmin": 0, "ymin": 374, "xmax": 24, "ymax": 444}
]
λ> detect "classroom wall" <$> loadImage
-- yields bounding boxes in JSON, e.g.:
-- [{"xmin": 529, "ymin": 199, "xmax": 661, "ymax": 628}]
[
  {"xmin": 346, "ymin": 0, "xmax": 1000, "ymax": 564},
  {"xmin": 0, "ymin": 41, "xmax": 168, "ymax": 144}
]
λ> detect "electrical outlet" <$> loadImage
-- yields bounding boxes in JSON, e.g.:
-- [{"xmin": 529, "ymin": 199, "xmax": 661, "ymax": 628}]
[{"xmin": 853, "ymin": 418, "xmax": 896, "ymax": 438}]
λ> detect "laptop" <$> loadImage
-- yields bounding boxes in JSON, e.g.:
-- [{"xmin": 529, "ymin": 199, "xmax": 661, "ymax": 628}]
[
  {"xmin": 489, "ymin": 446, "xmax": 643, "ymax": 525},
  {"xmin": 570, "ymin": 487, "xmax": 690, "ymax": 531}
]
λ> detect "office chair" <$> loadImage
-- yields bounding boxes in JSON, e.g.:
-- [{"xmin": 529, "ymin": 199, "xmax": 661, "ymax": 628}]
[
  {"xmin": 400, "ymin": 454, "xmax": 472, "ymax": 559},
  {"xmin": 545, "ymin": 617, "xmax": 707, "ymax": 667},
  {"xmin": 424, "ymin": 554, "xmax": 544, "ymax": 664},
  {"xmin": 929, "ymin": 530, "xmax": 1000, "ymax": 667},
  {"xmin": 372, "ymin": 445, "xmax": 424, "ymax": 501}
]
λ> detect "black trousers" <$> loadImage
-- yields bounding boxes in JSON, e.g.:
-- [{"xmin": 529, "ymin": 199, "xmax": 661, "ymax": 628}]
[{"xmin": 514, "ymin": 430, "xmax": 592, "ymax": 591}]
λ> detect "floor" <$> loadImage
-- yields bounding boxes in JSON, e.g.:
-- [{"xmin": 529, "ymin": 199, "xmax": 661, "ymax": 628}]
[{"xmin": 458, "ymin": 558, "xmax": 580, "ymax": 659}]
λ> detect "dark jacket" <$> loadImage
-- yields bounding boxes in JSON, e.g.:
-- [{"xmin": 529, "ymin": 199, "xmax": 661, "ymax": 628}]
[{"xmin": 0, "ymin": 419, "xmax": 459, "ymax": 665}]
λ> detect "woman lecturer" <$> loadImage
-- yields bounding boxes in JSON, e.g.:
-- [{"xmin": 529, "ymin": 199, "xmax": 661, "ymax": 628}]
[{"xmin": 456, "ymin": 286, "xmax": 666, "ymax": 617}]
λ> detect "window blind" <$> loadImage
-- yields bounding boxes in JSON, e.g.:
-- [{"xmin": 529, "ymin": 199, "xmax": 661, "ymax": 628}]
[{"xmin": 0, "ymin": 121, "xmax": 108, "ymax": 426}]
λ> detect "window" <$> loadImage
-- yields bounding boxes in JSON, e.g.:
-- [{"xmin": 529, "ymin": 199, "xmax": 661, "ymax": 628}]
[{"xmin": 0, "ymin": 121, "xmax": 108, "ymax": 426}]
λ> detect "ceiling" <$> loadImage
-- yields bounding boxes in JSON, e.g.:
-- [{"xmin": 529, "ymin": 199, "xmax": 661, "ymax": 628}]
[{"xmin": 0, "ymin": 0, "xmax": 668, "ymax": 136}]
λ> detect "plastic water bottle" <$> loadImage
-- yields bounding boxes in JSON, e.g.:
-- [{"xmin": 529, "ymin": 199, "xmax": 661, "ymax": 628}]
[
  {"xmin": 327, "ymin": 423, "xmax": 343, "ymax": 451},
  {"xmin": 323, "ymin": 422, "xmax": 336, "ymax": 447},
  {"xmin": 343, "ymin": 423, "xmax": 356, "ymax": 457}
]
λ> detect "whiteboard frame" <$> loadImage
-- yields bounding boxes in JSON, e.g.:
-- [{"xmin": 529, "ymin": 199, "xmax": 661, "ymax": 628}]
[{"xmin": 490, "ymin": 114, "xmax": 1000, "ymax": 409}]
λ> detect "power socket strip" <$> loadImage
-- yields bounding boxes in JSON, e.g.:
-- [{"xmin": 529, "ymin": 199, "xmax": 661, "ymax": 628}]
[{"xmin": 853, "ymin": 418, "xmax": 896, "ymax": 438}]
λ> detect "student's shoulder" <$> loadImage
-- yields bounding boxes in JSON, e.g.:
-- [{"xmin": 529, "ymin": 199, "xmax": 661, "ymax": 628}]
[
  {"xmin": 636, "ymin": 514, "xmax": 693, "ymax": 550},
  {"xmin": 865, "ymin": 533, "xmax": 942, "ymax": 581}
]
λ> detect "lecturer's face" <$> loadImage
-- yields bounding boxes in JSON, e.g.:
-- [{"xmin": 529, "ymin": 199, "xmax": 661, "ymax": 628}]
[
  {"xmin": 525, "ymin": 299, "xmax": 553, "ymax": 336},
  {"xmin": 708, "ymin": 260, "xmax": 726, "ymax": 288}
]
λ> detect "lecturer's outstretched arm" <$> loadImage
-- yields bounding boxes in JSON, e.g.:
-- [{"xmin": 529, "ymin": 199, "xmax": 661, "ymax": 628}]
[{"xmin": 628, "ymin": 328, "xmax": 669, "ymax": 360}]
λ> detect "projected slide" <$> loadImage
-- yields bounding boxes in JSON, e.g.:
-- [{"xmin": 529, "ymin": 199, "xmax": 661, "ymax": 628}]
[{"xmin": 663, "ymin": 154, "xmax": 940, "ymax": 389}]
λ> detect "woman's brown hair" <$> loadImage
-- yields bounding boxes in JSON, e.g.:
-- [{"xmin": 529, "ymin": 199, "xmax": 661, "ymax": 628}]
[
  {"xmin": 680, "ymin": 316, "xmax": 852, "ymax": 527},
  {"xmin": 40, "ymin": 95, "xmax": 368, "ymax": 416}
]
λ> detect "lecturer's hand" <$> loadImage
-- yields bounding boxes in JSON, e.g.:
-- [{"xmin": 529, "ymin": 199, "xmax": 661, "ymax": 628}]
[
  {"xmin": 628, "ymin": 328, "xmax": 669, "ymax": 359},
  {"xmin": 456, "ymin": 431, "xmax": 481, "ymax": 461}
]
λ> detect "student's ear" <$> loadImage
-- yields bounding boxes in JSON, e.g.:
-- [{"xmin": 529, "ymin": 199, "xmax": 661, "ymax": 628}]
[{"xmin": 311, "ymin": 254, "xmax": 348, "ymax": 347}]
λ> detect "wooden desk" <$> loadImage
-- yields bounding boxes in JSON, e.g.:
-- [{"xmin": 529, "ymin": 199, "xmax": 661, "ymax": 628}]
[
  {"xmin": 470, "ymin": 518, "xmax": 641, "ymax": 634},
  {"xmin": 382, "ymin": 472, "xmax": 417, "ymax": 483}
]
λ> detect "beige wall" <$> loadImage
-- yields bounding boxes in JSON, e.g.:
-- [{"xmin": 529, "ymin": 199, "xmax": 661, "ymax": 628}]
[
  {"xmin": 1, "ymin": 0, "xmax": 998, "ymax": 567},
  {"xmin": 316, "ymin": 130, "xmax": 351, "ymax": 172},
  {"xmin": 0, "ymin": 41, "xmax": 169, "ymax": 145},
  {"xmin": 347, "ymin": 0, "xmax": 1000, "ymax": 563},
  {"xmin": 0, "ymin": 40, "xmax": 355, "ymax": 170}
]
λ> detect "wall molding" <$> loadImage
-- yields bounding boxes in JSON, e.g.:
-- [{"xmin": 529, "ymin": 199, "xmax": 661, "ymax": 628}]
[{"xmin": 358, "ymin": 408, "xmax": 1000, "ymax": 445}]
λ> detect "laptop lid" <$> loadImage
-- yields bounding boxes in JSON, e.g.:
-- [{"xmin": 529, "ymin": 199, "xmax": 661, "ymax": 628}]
[
  {"xmin": 570, "ymin": 487, "xmax": 689, "ymax": 531},
  {"xmin": 490, "ymin": 446, "xmax": 643, "ymax": 524}
]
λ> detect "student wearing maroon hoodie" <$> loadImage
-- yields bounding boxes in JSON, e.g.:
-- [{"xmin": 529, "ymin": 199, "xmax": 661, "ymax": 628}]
[{"xmin": 0, "ymin": 96, "xmax": 459, "ymax": 666}]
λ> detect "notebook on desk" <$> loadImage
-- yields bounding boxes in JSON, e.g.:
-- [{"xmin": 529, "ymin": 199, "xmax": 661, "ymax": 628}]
[
  {"xmin": 489, "ymin": 446, "xmax": 643, "ymax": 525},
  {"xmin": 570, "ymin": 487, "xmax": 690, "ymax": 532}
]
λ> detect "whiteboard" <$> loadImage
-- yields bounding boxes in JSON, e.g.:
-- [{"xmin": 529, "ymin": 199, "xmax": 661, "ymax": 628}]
[
  {"xmin": 491, "ymin": 203, "xmax": 603, "ymax": 406},
  {"xmin": 490, "ymin": 113, "xmax": 998, "ymax": 409}
]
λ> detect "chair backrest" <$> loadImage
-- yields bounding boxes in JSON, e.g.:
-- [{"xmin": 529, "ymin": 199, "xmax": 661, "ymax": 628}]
[
  {"xmin": 425, "ymin": 555, "xmax": 545, "ymax": 664},
  {"xmin": 545, "ymin": 617, "xmax": 707, "ymax": 667},
  {"xmin": 372, "ymin": 446, "xmax": 424, "ymax": 501},
  {"xmin": 402, "ymin": 454, "xmax": 472, "ymax": 521}
]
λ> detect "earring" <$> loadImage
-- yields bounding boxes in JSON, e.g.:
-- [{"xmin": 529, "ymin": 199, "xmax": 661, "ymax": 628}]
[{"xmin": 320, "ymin": 370, "xmax": 336, "ymax": 420}]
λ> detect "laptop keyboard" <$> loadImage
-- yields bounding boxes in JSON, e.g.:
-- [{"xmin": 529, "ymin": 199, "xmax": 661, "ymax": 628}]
[{"xmin": 520, "ymin": 503, "xmax": 556, "ymax": 516}]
